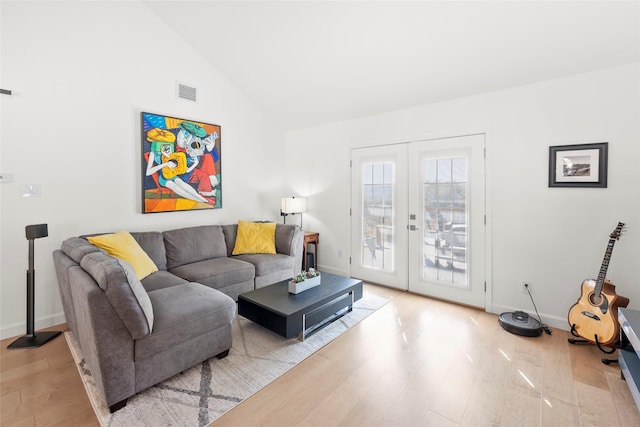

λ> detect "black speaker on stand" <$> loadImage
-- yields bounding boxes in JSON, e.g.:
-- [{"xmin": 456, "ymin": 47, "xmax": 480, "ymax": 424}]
[{"xmin": 7, "ymin": 224, "xmax": 61, "ymax": 349}]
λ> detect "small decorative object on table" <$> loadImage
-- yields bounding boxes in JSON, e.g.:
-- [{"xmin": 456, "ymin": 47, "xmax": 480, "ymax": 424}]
[{"xmin": 288, "ymin": 268, "xmax": 321, "ymax": 294}]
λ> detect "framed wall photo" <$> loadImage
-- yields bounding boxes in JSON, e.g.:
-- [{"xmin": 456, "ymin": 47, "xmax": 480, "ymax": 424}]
[
  {"xmin": 548, "ymin": 142, "xmax": 608, "ymax": 188},
  {"xmin": 142, "ymin": 112, "xmax": 222, "ymax": 213}
]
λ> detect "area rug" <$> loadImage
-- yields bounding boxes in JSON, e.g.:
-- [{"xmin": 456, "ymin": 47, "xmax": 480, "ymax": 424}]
[{"xmin": 66, "ymin": 292, "xmax": 388, "ymax": 427}]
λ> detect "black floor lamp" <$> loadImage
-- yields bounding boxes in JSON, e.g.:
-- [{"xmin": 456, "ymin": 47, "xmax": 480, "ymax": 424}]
[{"xmin": 7, "ymin": 224, "xmax": 61, "ymax": 349}]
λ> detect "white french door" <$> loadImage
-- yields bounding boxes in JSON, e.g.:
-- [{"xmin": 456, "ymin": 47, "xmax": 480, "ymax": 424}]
[
  {"xmin": 351, "ymin": 134, "xmax": 486, "ymax": 308},
  {"xmin": 407, "ymin": 135, "xmax": 486, "ymax": 307},
  {"xmin": 350, "ymin": 144, "xmax": 408, "ymax": 289}
]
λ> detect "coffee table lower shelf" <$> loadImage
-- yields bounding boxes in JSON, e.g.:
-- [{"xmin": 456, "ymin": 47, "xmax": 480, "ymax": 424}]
[{"xmin": 237, "ymin": 273, "xmax": 363, "ymax": 340}]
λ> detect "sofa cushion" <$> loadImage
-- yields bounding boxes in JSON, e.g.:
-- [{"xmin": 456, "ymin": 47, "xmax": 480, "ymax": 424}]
[
  {"xmin": 222, "ymin": 224, "xmax": 238, "ymax": 256},
  {"xmin": 233, "ymin": 253, "xmax": 295, "ymax": 278},
  {"xmin": 169, "ymin": 257, "xmax": 254, "ymax": 290},
  {"xmin": 136, "ymin": 283, "xmax": 235, "ymax": 360},
  {"xmin": 130, "ymin": 231, "xmax": 167, "ymax": 271},
  {"xmin": 163, "ymin": 226, "xmax": 227, "ymax": 270},
  {"xmin": 275, "ymin": 224, "xmax": 297, "ymax": 255},
  {"xmin": 80, "ymin": 252, "xmax": 153, "ymax": 339},
  {"xmin": 232, "ymin": 221, "xmax": 277, "ymax": 255},
  {"xmin": 61, "ymin": 237, "xmax": 101, "ymax": 263},
  {"xmin": 87, "ymin": 230, "xmax": 158, "ymax": 280},
  {"xmin": 141, "ymin": 270, "xmax": 189, "ymax": 292}
]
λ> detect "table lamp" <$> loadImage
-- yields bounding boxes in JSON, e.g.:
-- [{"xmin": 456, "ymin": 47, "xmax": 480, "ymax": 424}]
[{"xmin": 280, "ymin": 197, "xmax": 307, "ymax": 229}]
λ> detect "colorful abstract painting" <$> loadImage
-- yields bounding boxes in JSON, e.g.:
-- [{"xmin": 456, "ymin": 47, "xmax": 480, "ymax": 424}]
[{"xmin": 142, "ymin": 112, "xmax": 221, "ymax": 213}]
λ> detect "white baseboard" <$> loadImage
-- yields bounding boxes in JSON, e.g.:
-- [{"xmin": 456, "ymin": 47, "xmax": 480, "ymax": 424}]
[
  {"xmin": 316, "ymin": 267, "xmax": 573, "ymax": 331},
  {"xmin": 313, "ymin": 268, "xmax": 571, "ymax": 333},
  {"xmin": 1, "ymin": 312, "xmax": 66, "ymax": 341},
  {"xmin": 489, "ymin": 303, "xmax": 569, "ymax": 332}
]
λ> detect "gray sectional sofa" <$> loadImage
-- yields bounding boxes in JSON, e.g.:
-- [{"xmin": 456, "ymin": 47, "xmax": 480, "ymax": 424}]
[{"xmin": 52, "ymin": 223, "xmax": 303, "ymax": 412}]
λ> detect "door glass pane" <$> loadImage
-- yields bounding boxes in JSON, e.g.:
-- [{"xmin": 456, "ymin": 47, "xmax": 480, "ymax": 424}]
[
  {"xmin": 361, "ymin": 161, "xmax": 394, "ymax": 271},
  {"xmin": 422, "ymin": 157, "xmax": 468, "ymax": 287}
]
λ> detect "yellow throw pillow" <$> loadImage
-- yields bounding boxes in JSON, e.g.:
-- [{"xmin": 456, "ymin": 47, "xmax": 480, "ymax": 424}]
[
  {"xmin": 232, "ymin": 221, "xmax": 277, "ymax": 255},
  {"xmin": 87, "ymin": 230, "xmax": 158, "ymax": 280}
]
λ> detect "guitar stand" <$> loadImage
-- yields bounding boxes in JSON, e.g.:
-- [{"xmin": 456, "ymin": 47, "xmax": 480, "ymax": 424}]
[{"xmin": 569, "ymin": 323, "xmax": 618, "ymax": 365}]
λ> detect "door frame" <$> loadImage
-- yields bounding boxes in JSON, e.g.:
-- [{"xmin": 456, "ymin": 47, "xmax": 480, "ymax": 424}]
[{"xmin": 349, "ymin": 131, "xmax": 493, "ymax": 311}]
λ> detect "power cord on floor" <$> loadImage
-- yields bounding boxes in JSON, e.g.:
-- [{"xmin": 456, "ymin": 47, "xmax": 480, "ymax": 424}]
[{"xmin": 524, "ymin": 284, "xmax": 552, "ymax": 335}]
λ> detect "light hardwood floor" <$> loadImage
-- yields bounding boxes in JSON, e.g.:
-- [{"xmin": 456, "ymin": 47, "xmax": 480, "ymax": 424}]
[{"xmin": 2, "ymin": 284, "xmax": 639, "ymax": 426}]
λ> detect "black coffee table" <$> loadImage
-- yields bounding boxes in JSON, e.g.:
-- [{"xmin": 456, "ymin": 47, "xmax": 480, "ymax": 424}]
[{"xmin": 237, "ymin": 272, "xmax": 363, "ymax": 340}]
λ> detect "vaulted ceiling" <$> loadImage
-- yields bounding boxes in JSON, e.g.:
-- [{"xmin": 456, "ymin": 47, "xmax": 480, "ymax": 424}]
[{"xmin": 145, "ymin": 1, "xmax": 640, "ymax": 131}]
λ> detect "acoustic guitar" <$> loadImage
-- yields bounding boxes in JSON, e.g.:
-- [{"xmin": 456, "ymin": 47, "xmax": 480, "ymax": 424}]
[{"xmin": 567, "ymin": 222, "xmax": 629, "ymax": 347}]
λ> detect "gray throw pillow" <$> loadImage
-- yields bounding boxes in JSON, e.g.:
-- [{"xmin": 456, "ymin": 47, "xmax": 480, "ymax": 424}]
[{"xmin": 117, "ymin": 258, "xmax": 154, "ymax": 334}]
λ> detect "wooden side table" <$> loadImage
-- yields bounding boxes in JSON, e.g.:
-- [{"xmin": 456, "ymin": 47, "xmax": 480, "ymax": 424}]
[{"xmin": 303, "ymin": 231, "xmax": 319, "ymax": 271}]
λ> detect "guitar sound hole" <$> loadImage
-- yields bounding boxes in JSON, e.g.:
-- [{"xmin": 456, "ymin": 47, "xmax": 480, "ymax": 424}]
[{"xmin": 589, "ymin": 293, "xmax": 603, "ymax": 306}]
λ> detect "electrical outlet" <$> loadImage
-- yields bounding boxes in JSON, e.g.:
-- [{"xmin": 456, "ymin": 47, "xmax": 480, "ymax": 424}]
[{"xmin": 522, "ymin": 282, "xmax": 531, "ymax": 293}]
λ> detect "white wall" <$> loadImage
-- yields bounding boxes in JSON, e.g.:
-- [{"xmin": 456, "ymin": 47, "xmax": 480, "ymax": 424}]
[
  {"xmin": 285, "ymin": 63, "xmax": 640, "ymax": 330},
  {"xmin": 2, "ymin": 2, "xmax": 638, "ymax": 339},
  {"xmin": 0, "ymin": 1, "xmax": 287, "ymax": 339}
]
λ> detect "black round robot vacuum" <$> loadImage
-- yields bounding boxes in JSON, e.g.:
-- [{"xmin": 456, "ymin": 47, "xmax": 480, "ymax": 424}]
[{"xmin": 498, "ymin": 311, "xmax": 543, "ymax": 337}]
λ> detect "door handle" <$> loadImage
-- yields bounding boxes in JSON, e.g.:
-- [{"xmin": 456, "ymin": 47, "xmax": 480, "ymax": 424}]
[{"xmin": 409, "ymin": 225, "xmax": 419, "ymax": 231}]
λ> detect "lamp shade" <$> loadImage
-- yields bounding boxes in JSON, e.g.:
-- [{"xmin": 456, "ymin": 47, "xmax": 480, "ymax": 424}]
[{"xmin": 281, "ymin": 197, "xmax": 307, "ymax": 214}]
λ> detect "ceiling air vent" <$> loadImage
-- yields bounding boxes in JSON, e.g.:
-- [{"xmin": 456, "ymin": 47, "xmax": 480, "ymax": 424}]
[{"xmin": 177, "ymin": 82, "xmax": 197, "ymax": 102}]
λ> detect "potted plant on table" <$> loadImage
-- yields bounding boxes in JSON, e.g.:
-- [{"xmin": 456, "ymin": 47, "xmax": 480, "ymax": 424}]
[{"xmin": 288, "ymin": 268, "xmax": 321, "ymax": 294}]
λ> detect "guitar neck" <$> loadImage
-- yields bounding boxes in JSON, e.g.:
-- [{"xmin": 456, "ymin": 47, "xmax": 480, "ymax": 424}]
[
  {"xmin": 594, "ymin": 222, "xmax": 625, "ymax": 295},
  {"xmin": 595, "ymin": 239, "xmax": 615, "ymax": 291}
]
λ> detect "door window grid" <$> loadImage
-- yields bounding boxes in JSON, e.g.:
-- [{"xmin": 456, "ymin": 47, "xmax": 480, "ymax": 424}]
[
  {"xmin": 361, "ymin": 162, "xmax": 394, "ymax": 271},
  {"xmin": 422, "ymin": 157, "xmax": 468, "ymax": 286}
]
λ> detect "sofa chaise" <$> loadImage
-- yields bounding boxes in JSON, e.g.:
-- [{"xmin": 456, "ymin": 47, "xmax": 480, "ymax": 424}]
[{"xmin": 52, "ymin": 222, "xmax": 303, "ymax": 412}]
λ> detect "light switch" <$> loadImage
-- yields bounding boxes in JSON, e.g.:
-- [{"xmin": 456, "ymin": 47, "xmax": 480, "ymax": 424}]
[{"xmin": 21, "ymin": 184, "xmax": 42, "ymax": 197}]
